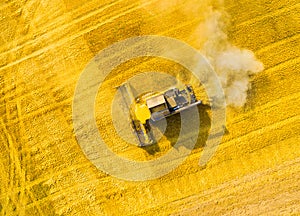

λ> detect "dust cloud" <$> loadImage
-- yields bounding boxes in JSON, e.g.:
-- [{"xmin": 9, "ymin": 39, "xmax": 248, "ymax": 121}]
[
  {"xmin": 198, "ymin": 8, "xmax": 264, "ymax": 107},
  {"xmin": 142, "ymin": 0, "xmax": 264, "ymax": 107}
]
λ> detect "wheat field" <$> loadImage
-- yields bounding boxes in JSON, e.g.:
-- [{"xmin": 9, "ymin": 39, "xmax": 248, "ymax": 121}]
[{"xmin": 0, "ymin": 0, "xmax": 299, "ymax": 215}]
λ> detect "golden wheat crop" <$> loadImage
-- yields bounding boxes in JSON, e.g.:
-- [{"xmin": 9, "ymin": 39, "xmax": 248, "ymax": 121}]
[{"xmin": 0, "ymin": 0, "xmax": 299, "ymax": 215}]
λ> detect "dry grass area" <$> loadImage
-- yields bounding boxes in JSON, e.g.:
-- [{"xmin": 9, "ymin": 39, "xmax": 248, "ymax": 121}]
[{"xmin": 0, "ymin": 0, "xmax": 299, "ymax": 215}]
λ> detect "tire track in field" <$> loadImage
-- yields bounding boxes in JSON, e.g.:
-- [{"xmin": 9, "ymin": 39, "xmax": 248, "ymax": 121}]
[
  {"xmin": 256, "ymin": 34, "xmax": 300, "ymax": 53},
  {"xmin": 0, "ymin": 2, "xmax": 296, "ymax": 102},
  {"xmin": 0, "ymin": 1, "xmax": 58, "ymax": 214},
  {"xmin": 10, "ymin": 31, "xmax": 97, "ymax": 213},
  {"xmin": 0, "ymin": 3, "xmax": 109, "ymax": 212},
  {"xmin": 223, "ymin": 95, "xmax": 299, "ymax": 144},
  {"xmin": 19, "ymin": 112, "xmax": 300, "ymax": 209},
  {"xmin": 0, "ymin": 17, "xmax": 296, "ymax": 102},
  {"xmin": 96, "ymin": 85, "xmax": 300, "ymax": 162},
  {"xmin": 95, "ymin": 135, "xmax": 300, "ymax": 216},
  {"xmin": 0, "ymin": 0, "xmax": 132, "ymax": 59},
  {"xmin": 0, "ymin": 5, "xmax": 128, "ymax": 70},
  {"xmin": 0, "ymin": 0, "xmax": 158, "ymax": 71},
  {"xmin": 25, "ymin": 179, "xmax": 99, "ymax": 209},
  {"xmin": 235, "ymin": 3, "xmax": 300, "ymax": 28},
  {"xmin": 169, "ymin": 114, "xmax": 300, "ymax": 184},
  {"xmin": 135, "ymin": 156, "xmax": 300, "ymax": 215},
  {"xmin": 263, "ymin": 56, "xmax": 299, "ymax": 73},
  {"xmin": 0, "ymin": 40, "xmax": 296, "ymax": 206},
  {"xmin": 55, "ymin": 0, "xmax": 298, "ymax": 214},
  {"xmin": 0, "ymin": 58, "xmax": 28, "ymax": 215},
  {"xmin": 14, "ymin": 85, "xmax": 27, "ymax": 215},
  {"xmin": 209, "ymin": 115, "xmax": 300, "ymax": 163},
  {"xmin": 2, "ymin": 0, "xmax": 295, "ymax": 73},
  {"xmin": 1, "ymin": 113, "xmax": 298, "ymax": 213},
  {"xmin": 0, "ymin": 78, "xmax": 46, "ymax": 215},
  {"xmin": 0, "ymin": 0, "xmax": 123, "ymax": 53},
  {"xmin": 6, "ymin": 69, "xmax": 64, "ymax": 215},
  {"xmin": 0, "ymin": 14, "xmax": 199, "ymax": 101},
  {"xmin": 16, "ymin": 88, "xmax": 47, "ymax": 216},
  {"xmin": 230, "ymin": 92, "xmax": 300, "ymax": 125},
  {"xmin": 166, "ymin": 157, "xmax": 300, "ymax": 216},
  {"xmin": 9, "ymin": 45, "xmax": 283, "ymax": 149},
  {"xmin": 1, "ymin": 0, "xmax": 120, "ymax": 55},
  {"xmin": 4, "ymin": 54, "xmax": 296, "ymax": 127},
  {"xmin": 46, "ymin": 0, "xmax": 123, "ymax": 29},
  {"xmin": 0, "ymin": 62, "xmax": 297, "ymax": 202},
  {"xmin": 0, "ymin": 161, "xmax": 95, "ymax": 203},
  {"xmin": 0, "ymin": 140, "xmax": 10, "ymax": 215},
  {"xmin": 0, "ymin": 0, "xmax": 298, "ymax": 214},
  {"xmin": 0, "ymin": 117, "xmax": 27, "ymax": 215}
]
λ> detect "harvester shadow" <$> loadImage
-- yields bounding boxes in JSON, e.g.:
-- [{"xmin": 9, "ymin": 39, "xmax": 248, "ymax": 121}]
[{"xmin": 142, "ymin": 104, "xmax": 212, "ymax": 155}]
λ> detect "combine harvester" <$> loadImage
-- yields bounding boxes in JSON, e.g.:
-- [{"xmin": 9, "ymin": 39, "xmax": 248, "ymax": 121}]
[{"xmin": 118, "ymin": 83, "xmax": 202, "ymax": 146}]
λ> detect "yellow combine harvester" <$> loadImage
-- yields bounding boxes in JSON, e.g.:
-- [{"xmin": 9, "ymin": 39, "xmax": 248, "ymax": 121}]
[{"xmin": 118, "ymin": 83, "xmax": 202, "ymax": 146}]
